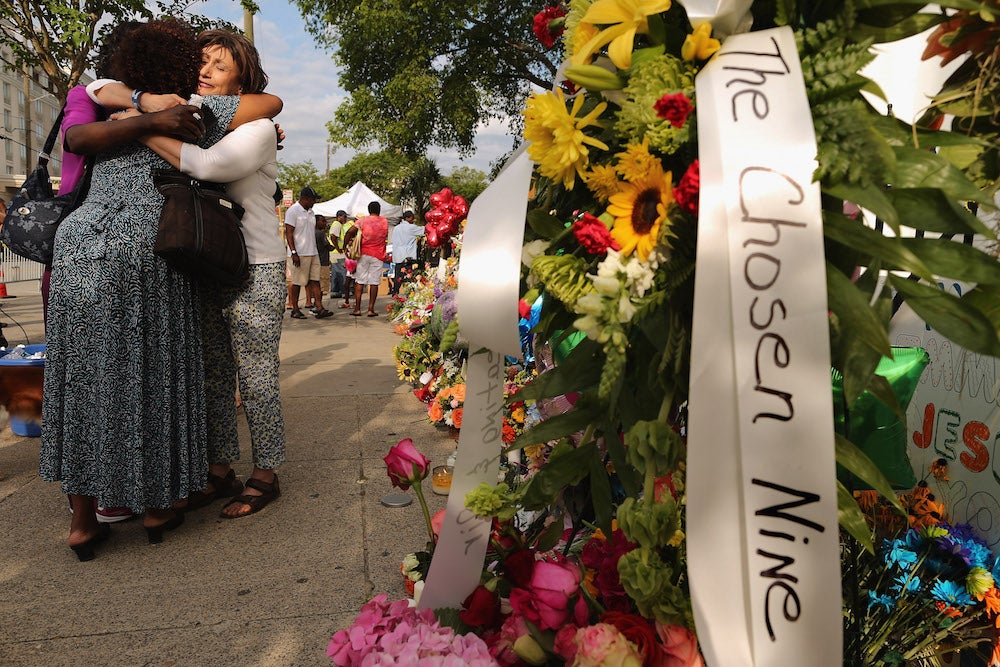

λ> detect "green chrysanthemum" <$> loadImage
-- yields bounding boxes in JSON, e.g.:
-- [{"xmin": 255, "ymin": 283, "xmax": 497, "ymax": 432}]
[{"xmin": 616, "ymin": 54, "xmax": 698, "ymax": 154}]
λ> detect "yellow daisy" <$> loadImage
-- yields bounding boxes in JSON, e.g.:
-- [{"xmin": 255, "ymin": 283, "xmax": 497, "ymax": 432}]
[
  {"xmin": 615, "ymin": 139, "xmax": 658, "ymax": 182},
  {"xmin": 572, "ymin": 0, "xmax": 672, "ymax": 70},
  {"xmin": 682, "ymin": 22, "xmax": 721, "ymax": 61},
  {"xmin": 607, "ymin": 160, "xmax": 673, "ymax": 261},
  {"xmin": 584, "ymin": 163, "xmax": 621, "ymax": 201},
  {"xmin": 570, "ymin": 22, "xmax": 601, "ymax": 64},
  {"xmin": 523, "ymin": 89, "xmax": 609, "ymax": 190}
]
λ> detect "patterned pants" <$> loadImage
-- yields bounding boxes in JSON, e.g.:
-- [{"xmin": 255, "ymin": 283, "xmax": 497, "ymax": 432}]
[{"xmin": 202, "ymin": 262, "xmax": 286, "ymax": 470}]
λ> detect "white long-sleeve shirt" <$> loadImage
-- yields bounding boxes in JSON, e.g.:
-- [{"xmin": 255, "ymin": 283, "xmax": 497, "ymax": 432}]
[{"xmin": 179, "ymin": 119, "xmax": 285, "ymax": 265}]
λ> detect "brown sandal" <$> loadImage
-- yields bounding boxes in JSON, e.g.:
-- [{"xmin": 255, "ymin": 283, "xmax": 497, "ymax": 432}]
[
  {"xmin": 220, "ymin": 474, "xmax": 280, "ymax": 519},
  {"xmin": 180, "ymin": 469, "xmax": 244, "ymax": 513}
]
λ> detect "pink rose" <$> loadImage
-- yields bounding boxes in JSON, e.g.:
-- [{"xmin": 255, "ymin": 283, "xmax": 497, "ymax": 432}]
[
  {"xmin": 673, "ymin": 160, "xmax": 699, "ymax": 217},
  {"xmin": 383, "ymin": 438, "xmax": 430, "ymax": 490},
  {"xmin": 573, "ymin": 623, "xmax": 642, "ymax": 667},
  {"xmin": 656, "ymin": 623, "xmax": 705, "ymax": 667},
  {"xmin": 553, "ymin": 624, "xmax": 581, "ymax": 662},
  {"xmin": 431, "ymin": 509, "xmax": 446, "ymax": 537},
  {"xmin": 509, "ymin": 557, "xmax": 581, "ymax": 631},
  {"xmin": 654, "ymin": 92, "xmax": 694, "ymax": 128}
]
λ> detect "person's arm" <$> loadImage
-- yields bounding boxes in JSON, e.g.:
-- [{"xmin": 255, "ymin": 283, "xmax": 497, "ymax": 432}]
[
  {"xmin": 65, "ymin": 106, "xmax": 205, "ymax": 155},
  {"xmin": 230, "ymin": 93, "xmax": 282, "ymax": 129},
  {"xmin": 86, "ymin": 79, "xmax": 186, "ymax": 112},
  {"xmin": 284, "ymin": 215, "xmax": 300, "ymax": 266},
  {"xmin": 140, "ymin": 118, "xmax": 274, "ymax": 181}
]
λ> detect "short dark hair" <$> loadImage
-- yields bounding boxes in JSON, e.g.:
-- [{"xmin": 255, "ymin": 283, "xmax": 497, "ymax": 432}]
[
  {"xmin": 336, "ymin": 209, "xmax": 347, "ymax": 217},
  {"xmin": 198, "ymin": 30, "xmax": 269, "ymax": 94},
  {"xmin": 300, "ymin": 187, "xmax": 318, "ymax": 199},
  {"xmin": 402, "ymin": 210, "xmax": 414, "ymax": 219},
  {"xmin": 368, "ymin": 201, "xmax": 381, "ymax": 214}
]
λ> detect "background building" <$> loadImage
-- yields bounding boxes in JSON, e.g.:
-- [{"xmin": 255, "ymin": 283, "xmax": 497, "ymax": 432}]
[{"xmin": 0, "ymin": 42, "xmax": 76, "ymax": 202}]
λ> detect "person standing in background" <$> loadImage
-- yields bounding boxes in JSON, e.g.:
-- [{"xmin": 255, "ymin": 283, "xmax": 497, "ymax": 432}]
[
  {"xmin": 285, "ymin": 187, "xmax": 332, "ymax": 319},
  {"xmin": 328, "ymin": 209, "xmax": 347, "ymax": 300},
  {"xmin": 350, "ymin": 201, "xmax": 388, "ymax": 317},
  {"xmin": 389, "ymin": 210, "xmax": 424, "ymax": 296},
  {"xmin": 311, "ymin": 214, "xmax": 333, "ymax": 312}
]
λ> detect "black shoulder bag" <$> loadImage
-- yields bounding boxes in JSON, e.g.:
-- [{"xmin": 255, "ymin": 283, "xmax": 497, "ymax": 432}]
[{"xmin": 1, "ymin": 108, "xmax": 93, "ymax": 265}]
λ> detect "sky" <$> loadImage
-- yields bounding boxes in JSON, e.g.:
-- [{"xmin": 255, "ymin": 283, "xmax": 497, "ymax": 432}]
[{"xmin": 195, "ymin": 0, "xmax": 516, "ymax": 178}]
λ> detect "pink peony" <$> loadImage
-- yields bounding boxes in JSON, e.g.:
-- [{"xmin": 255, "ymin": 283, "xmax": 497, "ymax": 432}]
[
  {"xmin": 573, "ymin": 213, "xmax": 621, "ymax": 255},
  {"xmin": 656, "ymin": 623, "xmax": 705, "ymax": 667},
  {"xmin": 654, "ymin": 92, "xmax": 694, "ymax": 128},
  {"xmin": 673, "ymin": 160, "xmax": 699, "ymax": 217},
  {"xmin": 383, "ymin": 438, "xmax": 430, "ymax": 490},
  {"xmin": 572, "ymin": 623, "xmax": 643, "ymax": 667},
  {"xmin": 509, "ymin": 556, "xmax": 582, "ymax": 631}
]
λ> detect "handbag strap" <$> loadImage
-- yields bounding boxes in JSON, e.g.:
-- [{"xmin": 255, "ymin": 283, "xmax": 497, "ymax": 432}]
[{"xmin": 37, "ymin": 107, "xmax": 66, "ymax": 168}]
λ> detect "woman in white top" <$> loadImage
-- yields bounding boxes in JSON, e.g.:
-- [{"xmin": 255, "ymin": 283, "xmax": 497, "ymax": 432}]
[{"xmin": 91, "ymin": 30, "xmax": 287, "ymax": 518}]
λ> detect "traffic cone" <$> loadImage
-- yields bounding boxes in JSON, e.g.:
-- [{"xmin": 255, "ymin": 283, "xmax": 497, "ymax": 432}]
[{"xmin": 0, "ymin": 270, "xmax": 15, "ymax": 299}]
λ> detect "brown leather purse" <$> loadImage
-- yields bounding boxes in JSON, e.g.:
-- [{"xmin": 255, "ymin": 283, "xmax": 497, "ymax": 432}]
[{"xmin": 152, "ymin": 168, "xmax": 249, "ymax": 287}]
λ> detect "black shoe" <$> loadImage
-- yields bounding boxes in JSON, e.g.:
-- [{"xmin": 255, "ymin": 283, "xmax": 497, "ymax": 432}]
[
  {"xmin": 70, "ymin": 523, "xmax": 111, "ymax": 562},
  {"xmin": 145, "ymin": 512, "xmax": 184, "ymax": 544}
]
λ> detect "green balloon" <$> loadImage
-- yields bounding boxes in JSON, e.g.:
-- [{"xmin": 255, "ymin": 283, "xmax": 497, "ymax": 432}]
[
  {"xmin": 832, "ymin": 347, "xmax": 930, "ymax": 490},
  {"xmin": 553, "ymin": 329, "xmax": 587, "ymax": 365}
]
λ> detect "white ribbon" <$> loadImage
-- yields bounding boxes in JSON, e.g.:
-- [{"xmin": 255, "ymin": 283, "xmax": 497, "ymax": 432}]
[
  {"xmin": 687, "ymin": 27, "xmax": 842, "ymax": 666},
  {"xmin": 678, "ymin": 0, "xmax": 754, "ymax": 37},
  {"xmin": 418, "ymin": 150, "xmax": 532, "ymax": 610}
]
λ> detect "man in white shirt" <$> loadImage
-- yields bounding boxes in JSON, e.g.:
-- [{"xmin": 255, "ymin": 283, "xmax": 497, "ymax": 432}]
[
  {"xmin": 284, "ymin": 187, "xmax": 333, "ymax": 318},
  {"xmin": 390, "ymin": 210, "xmax": 425, "ymax": 295}
]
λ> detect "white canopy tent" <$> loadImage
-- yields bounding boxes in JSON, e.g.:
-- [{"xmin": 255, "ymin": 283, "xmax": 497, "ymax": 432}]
[{"xmin": 313, "ymin": 181, "xmax": 403, "ymax": 222}]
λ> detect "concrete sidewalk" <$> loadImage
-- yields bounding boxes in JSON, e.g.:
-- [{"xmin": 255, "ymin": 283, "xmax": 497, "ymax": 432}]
[{"xmin": 0, "ymin": 282, "xmax": 457, "ymax": 666}]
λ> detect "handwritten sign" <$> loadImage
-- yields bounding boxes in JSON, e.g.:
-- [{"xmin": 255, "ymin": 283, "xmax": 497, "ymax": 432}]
[{"xmin": 687, "ymin": 27, "xmax": 842, "ymax": 666}]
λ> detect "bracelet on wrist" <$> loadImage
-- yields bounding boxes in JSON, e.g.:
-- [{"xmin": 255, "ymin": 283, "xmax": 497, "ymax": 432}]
[{"xmin": 131, "ymin": 89, "xmax": 145, "ymax": 112}]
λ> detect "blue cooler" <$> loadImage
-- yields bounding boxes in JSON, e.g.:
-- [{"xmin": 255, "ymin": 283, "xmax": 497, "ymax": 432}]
[{"xmin": 0, "ymin": 344, "xmax": 45, "ymax": 437}]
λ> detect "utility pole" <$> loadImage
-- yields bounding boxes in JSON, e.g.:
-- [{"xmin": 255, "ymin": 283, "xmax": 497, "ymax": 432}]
[
  {"xmin": 243, "ymin": 8, "xmax": 255, "ymax": 44},
  {"xmin": 326, "ymin": 143, "xmax": 331, "ymax": 176}
]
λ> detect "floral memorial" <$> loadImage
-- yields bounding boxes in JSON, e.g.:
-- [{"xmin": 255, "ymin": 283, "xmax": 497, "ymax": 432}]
[{"xmin": 333, "ymin": 1, "xmax": 1000, "ymax": 665}]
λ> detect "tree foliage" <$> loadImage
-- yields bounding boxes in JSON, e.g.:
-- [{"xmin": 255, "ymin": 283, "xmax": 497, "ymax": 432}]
[
  {"xmin": 295, "ymin": 0, "xmax": 558, "ymax": 156},
  {"xmin": 0, "ymin": 0, "xmax": 249, "ymax": 103},
  {"xmin": 441, "ymin": 166, "xmax": 488, "ymax": 202}
]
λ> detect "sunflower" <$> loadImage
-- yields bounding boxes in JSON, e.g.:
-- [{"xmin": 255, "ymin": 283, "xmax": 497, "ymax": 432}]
[
  {"xmin": 524, "ymin": 89, "xmax": 609, "ymax": 190},
  {"xmin": 573, "ymin": 0, "xmax": 672, "ymax": 70},
  {"xmin": 606, "ymin": 161, "xmax": 673, "ymax": 262}
]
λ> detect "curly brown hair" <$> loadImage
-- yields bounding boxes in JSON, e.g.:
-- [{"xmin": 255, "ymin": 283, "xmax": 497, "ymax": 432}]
[{"xmin": 107, "ymin": 18, "xmax": 201, "ymax": 98}]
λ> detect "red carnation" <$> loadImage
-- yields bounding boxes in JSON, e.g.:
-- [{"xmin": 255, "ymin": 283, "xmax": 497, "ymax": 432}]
[
  {"xmin": 533, "ymin": 5, "xmax": 567, "ymax": 49},
  {"xmin": 674, "ymin": 160, "xmax": 700, "ymax": 217},
  {"xmin": 654, "ymin": 92, "xmax": 694, "ymax": 128},
  {"xmin": 573, "ymin": 213, "xmax": 620, "ymax": 255}
]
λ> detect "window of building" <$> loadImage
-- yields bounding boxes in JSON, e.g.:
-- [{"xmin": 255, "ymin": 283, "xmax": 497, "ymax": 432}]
[
  {"xmin": 20, "ymin": 144, "xmax": 26, "ymax": 160},
  {"xmin": 2, "ymin": 82, "xmax": 9, "ymax": 104},
  {"xmin": 17, "ymin": 90, "xmax": 24, "ymax": 109},
  {"xmin": 35, "ymin": 122, "xmax": 42, "ymax": 140},
  {"xmin": 6, "ymin": 166, "xmax": 12, "ymax": 175},
  {"xmin": 34, "ymin": 99, "xmax": 41, "ymax": 115},
  {"xmin": 4, "ymin": 139, "xmax": 11, "ymax": 159},
  {"xmin": 3, "ymin": 110, "xmax": 9, "ymax": 130}
]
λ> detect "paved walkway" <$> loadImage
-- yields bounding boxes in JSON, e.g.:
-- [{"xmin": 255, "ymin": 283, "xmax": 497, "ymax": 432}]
[{"xmin": 0, "ymin": 281, "xmax": 457, "ymax": 666}]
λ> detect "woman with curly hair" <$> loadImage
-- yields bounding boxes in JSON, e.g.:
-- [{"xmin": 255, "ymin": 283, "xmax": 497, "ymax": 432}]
[{"xmin": 38, "ymin": 17, "xmax": 280, "ymax": 560}]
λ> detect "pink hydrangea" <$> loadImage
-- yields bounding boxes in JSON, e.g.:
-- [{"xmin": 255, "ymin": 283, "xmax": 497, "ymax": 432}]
[{"xmin": 328, "ymin": 594, "xmax": 495, "ymax": 666}]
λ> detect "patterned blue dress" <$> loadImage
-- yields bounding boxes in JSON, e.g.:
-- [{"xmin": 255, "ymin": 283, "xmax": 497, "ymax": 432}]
[{"xmin": 39, "ymin": 96, "xmax": 240, "ymax": 512}]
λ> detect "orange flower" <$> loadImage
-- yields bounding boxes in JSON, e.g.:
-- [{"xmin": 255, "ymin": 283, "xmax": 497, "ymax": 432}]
[
  {"xmin": 854, "ymin": 490, "xmax": 879, "ymax": 513},
  {"xmin": 935, "ymin": 601, "xmax": 963, "ymax": 618},
  {"xmin": 981, "ymin": 587, "xmax": 1000, "ymax": 615},
  {"xmin": 930, "ymin": 458, "xmax": 950, "ymax": 481},
  {"xmin": 428, "ymin": 402, "xmax": 444, "ymax": 422},
  {"xmin": 452, "ymin": 408, "xmax": 463, "ymax": 429},
  {"xmin": 452, "ymin": 384, "xmax": 466, "ymax": 402}
]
